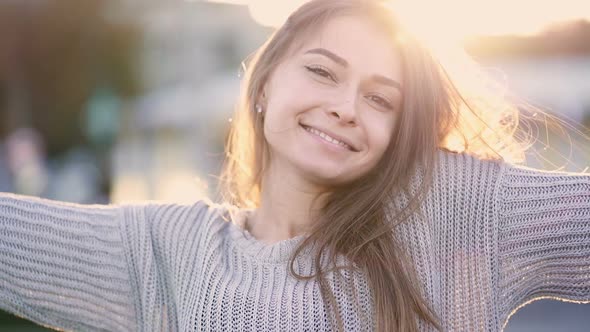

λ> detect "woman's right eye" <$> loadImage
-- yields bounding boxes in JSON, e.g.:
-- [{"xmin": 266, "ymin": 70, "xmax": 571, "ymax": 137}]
[{"xmin": 304, "ymin": 65, "xmax": 336, "ymax": 82}]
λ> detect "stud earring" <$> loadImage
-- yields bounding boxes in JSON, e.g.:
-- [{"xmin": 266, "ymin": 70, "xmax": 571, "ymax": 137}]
[{"xmin": 255, "ymin": 104, "xmax": 263, "ymax": 113}]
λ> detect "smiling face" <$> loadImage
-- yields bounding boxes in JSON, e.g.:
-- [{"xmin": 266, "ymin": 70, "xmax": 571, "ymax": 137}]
[{"xmin": 260, "ymin": 14, "xmax": 404, "ymax": 189}]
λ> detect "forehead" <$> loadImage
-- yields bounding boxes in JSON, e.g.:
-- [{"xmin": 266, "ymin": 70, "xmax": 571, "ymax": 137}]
[{"xmin": 291, "ymin": 15, "xmax": 403, "ymax": 84}]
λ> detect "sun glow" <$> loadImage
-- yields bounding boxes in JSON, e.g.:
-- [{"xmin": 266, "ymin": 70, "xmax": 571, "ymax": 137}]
[{"xmin": 206, "ymin": 0, "xmax": 590, "ymax": 43}]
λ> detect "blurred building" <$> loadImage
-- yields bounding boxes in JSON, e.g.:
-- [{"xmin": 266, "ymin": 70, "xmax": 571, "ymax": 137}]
[{"xmin": 109, "ymin": 1, "xmax": 271, "ymax": 203}]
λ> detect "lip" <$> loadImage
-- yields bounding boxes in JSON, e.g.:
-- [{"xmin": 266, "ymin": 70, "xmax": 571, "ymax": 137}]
[{"xmin": 300, "ymin": 123, "xmax": 359, "ymax": 152}]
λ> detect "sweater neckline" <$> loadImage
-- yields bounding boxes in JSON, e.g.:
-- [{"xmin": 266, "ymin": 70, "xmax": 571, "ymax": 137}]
[{"xmin": 225, "ymin": 208, "xmax": 312, "ymax": 264}]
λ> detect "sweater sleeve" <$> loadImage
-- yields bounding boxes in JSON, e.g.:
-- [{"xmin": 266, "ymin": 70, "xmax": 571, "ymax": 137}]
[
  {"xmin": 496, "ymin": 163, "xmax": 590, "ymax": 328},
  {"xmin": 0, "ymin": 192, "xmax": 140, "ymax": 331}
]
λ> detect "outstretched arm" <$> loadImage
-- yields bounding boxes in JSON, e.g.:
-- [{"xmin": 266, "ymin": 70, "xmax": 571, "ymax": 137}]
[
  {"xmin": 496, "ymin": 163, "xmax": 590, "ymax": 329},
  {"xmin": 0, "ymin": 192, "xmax": 138, "ymax": 331}
]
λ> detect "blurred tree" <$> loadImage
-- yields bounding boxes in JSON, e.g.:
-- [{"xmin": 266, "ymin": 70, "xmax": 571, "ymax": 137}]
[
  {"xmin": 0, "ymin": 0, "xmax": 142, "ymax": 198},
  {"xmin": 0, "ymin": 0, "xmax": 143, "ymax": 329},
  {"xmin": 0, "ymin": 0, "xmax": 142, "ymax": 155}
]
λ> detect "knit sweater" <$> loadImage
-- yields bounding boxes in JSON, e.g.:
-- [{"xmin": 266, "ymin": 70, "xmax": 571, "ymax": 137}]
[{"xmin": 0, "ymin": 149, "xmax": 589, "ymax": 331}]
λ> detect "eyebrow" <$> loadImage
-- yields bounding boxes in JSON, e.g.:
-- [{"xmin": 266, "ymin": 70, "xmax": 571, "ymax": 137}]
[
  {"xmin": 304, "ymin": 47, "xmax": 403, "ymax": 93},
  {"xmin": 305, "ymin": 48, "xmax": 349, "ymax": 66},
  {"xmin": 370, "ymin": 75, "xmax": 403, "ymax": 94}
]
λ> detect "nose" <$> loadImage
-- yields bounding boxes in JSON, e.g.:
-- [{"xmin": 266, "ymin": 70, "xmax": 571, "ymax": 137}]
[{"xmin": 328, "ymin": 96, "xmax": 357, "ymax": 125}]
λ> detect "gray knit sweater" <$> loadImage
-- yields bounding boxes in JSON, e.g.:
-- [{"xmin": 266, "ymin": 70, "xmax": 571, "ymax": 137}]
[{"xmin": 0, "ymin": 150, "xmax": 589, "ymax": 331}]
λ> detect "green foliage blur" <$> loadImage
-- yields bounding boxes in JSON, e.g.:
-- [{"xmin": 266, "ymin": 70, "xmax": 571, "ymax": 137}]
[{"xmin": 0, "ymin": 0, "xmax": 142, "ymax": 158}]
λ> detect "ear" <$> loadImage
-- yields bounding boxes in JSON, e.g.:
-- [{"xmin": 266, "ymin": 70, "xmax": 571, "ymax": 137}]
[
  {"xmin": 261, "ymin": 80, "xmax": 270, "ymax": 100},
  {"xmin": 257, "ymin": 86, "xmax": 268, "ymax": 107}
]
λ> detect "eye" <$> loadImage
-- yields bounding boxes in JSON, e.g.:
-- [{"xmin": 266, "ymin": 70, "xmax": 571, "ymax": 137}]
[
  {"xmin": 304, "ymin": 65, "xmax": 336, "ymax": 82},
  {"xmin": 366, "ymin": 95, "xmax": 394, "ymax": 110}
]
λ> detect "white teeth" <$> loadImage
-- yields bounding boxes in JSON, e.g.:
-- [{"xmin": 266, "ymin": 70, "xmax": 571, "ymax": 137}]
[{"xmin": 304, "ymin": 126, "xmax": 351, "ymax": 150}]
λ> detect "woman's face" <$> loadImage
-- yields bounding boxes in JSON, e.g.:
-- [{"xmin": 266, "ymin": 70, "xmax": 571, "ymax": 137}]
[{"xmin": 261, "ymin": 14, "xmax": 404, "ymax": 188}]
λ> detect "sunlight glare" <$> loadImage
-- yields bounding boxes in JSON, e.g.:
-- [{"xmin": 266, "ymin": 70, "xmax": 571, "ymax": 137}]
[
  {"xmin": 393, "ymin": 0, "xmax": 590, "ymax": 41},
  {"xmin": 207, "ymin": 0, "xmax": 590, "ymax": 42},
  {"xmin": 247, "ymin": 0, "xmax": 307, "ymax": 27}
]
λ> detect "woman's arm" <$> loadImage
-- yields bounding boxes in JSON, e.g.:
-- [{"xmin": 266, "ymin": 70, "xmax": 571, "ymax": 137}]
[
  {"xmin": 496, "ymin": 163, "xmax": 590, "ymax": 328},
  {"xmin": 0, "ymin": 192, "xmax": 139, "ymax": 331}
]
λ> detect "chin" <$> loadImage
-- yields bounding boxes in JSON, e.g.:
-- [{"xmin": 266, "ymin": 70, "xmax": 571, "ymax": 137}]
[{"xmin": 301, "ymin": 163, "xmax": 354, "ymax": 185}]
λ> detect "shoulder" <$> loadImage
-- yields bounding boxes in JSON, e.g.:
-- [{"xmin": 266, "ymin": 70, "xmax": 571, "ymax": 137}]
[
  {"xmin": 114, "ymin": 198, "xmax": 224, "ymax": 240},
  {"xmin": 140, "ymin": 198, "xmax": 223, "ymax": 227},
  {"xmin": 434, "ymin": 148, "xmax": 506, "ymax": 179},
  {"xmin": 437, "ymin": 148, "xmax": 590, "ymax": 185},
  {"xmin": 421, "ymin": 148, "xmax": 509, "ymax": 203},
  {"xmin": 436, "ymin": 147, "xmax": 504, "ymax": 167}
]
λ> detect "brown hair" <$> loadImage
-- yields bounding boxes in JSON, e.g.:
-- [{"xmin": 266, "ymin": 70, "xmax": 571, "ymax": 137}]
[{"xmin": 217, "ymin": 0, "xmax": 526, "ymax": 331}]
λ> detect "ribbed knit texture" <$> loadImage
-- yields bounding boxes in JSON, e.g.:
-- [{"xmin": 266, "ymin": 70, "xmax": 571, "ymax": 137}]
[{"xmin": 0, "ymin": 149, "xmax": 588, "ymax": 331}]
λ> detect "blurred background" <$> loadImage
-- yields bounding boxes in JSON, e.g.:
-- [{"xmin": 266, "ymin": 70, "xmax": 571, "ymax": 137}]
[{"xmin": 0, "ymin": 0, "xmax": 588, "ymax": 330}]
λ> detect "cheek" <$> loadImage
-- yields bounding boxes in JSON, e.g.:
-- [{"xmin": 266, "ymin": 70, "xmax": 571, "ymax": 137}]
[
  {"xmin": 267, "ymin": 68, "xmax": 329, "ymax": 112},
  {"xmin": 367, "ymin": 118, "xmax": 396, "ymax": 157}
]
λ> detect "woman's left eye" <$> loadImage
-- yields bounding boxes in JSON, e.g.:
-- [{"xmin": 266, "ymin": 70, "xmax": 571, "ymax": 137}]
[{"xmin": 367, "ymin": 95, "xmax": 393, "ymax": 110}]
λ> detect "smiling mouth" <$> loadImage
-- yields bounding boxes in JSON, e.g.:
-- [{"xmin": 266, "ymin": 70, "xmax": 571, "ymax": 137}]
[{"xmin": 300, "ymin": 124, "xmax": 358, "ymax": 152}]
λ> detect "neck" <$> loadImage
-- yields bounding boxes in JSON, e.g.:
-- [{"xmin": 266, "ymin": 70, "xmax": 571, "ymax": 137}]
[{"xmin": 246, "ymin": 161, "xmax": 328, "ymax": 244}]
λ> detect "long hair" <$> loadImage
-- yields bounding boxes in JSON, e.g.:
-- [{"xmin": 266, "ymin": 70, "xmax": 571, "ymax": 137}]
[{"xmin": 216, "ymin": 0, "xmax": 527, "ymax": 331}]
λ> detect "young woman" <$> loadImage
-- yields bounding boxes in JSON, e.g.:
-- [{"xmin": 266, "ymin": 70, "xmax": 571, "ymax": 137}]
[{"xmin": 1, "ymin": 0, "xmax": 589, "ymax": 331}]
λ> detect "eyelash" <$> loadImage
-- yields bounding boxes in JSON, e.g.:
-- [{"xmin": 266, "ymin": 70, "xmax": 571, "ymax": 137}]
[
  {"xmin": 367, "ymin": 95, "xmax": 394, "ymax": 110},
  {"xmin": 304, "ymin": 65, "xmax": 394, "ymax": 111},
  {"xmin": 305, "ymin": 65, "xmax": 336, "ymax": 82}
]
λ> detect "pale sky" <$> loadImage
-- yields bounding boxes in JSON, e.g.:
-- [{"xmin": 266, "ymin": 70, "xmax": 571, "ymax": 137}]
[{"xmin": 206, "ymin": 0, "xmax": 590, "ymax": 42}]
